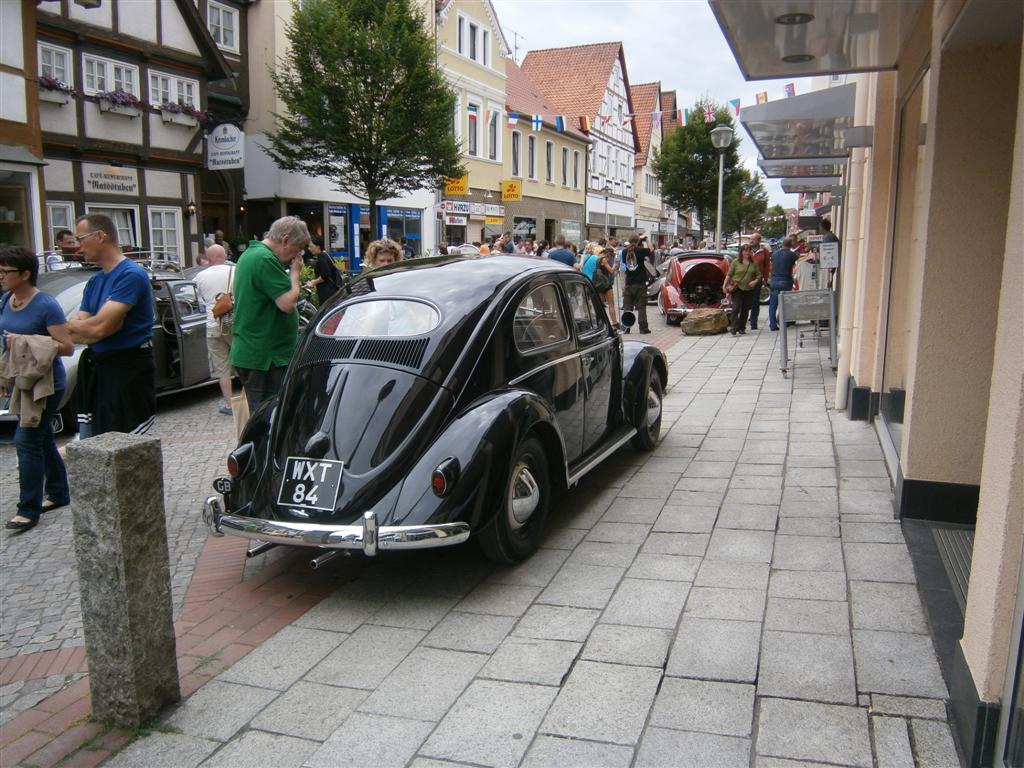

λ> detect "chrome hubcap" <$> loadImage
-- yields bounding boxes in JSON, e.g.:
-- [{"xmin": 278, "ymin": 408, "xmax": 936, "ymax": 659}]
[
  {"xmin": 646, "ymin": 386, "xmax": 662, "ymax": 429},
  {"xmin": 509, "ymin": 462, "xmax": 540, "ymax": 530}
]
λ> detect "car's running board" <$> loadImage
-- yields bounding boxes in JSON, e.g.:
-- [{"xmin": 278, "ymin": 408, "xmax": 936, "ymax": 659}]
[{"xmin": 567, "ymin": 426, "xmax": 637, "ymax": 486}]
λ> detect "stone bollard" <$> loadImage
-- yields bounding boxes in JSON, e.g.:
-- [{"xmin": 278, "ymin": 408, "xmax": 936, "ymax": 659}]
[{"xmin": 66, "ymin": 432, "xmax": 180, "ymax": 727}]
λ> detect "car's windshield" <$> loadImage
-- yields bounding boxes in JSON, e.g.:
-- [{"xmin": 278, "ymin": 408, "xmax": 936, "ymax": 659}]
[{"xmin": 318, "ymin": 299, "xmax": 440, "ymax": 337}]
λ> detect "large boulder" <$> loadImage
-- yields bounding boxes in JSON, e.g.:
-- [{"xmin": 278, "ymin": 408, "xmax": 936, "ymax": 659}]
[{"xmin": 681, "ymin": 308, "xmax": 729, "ymax": 335}]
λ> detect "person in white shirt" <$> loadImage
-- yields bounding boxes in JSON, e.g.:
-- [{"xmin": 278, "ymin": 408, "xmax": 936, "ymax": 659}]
[{"xmin": 193, "ymin": 244, "xmax": 236, "ymax": 415}]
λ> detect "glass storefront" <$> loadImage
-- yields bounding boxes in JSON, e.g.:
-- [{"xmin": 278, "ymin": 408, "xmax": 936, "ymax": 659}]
[
  {"xmin": 386, "ymin": 208, "xmax": 422, "ymax": 255},
  {"xmin": 880, "ymin": 70, "xmax": 931, "ymax": 455},
  {"xmin": 0, "ymin": 170, "xmax": 35, "ymax": 249},
  {"xmin": 512, "ymin": 215, "xmax": 536, "ymax": 243}
]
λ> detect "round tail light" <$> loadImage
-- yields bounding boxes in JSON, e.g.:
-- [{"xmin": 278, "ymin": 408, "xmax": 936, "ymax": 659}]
[{"xmin": 431, "ymin": 457, "xmax": 460, "ymax": 497}]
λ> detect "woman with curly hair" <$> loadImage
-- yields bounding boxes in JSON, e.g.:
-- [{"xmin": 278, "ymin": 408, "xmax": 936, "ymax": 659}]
[{"xmin": 363, "ymin": 238, "xmax": 403, "ymax": 270}]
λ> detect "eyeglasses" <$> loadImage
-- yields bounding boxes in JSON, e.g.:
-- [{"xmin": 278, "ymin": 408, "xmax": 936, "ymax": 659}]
[
  {"xmin": 75, "ymin": 231, "xmax": 103, "ymax": 243},
  {"xmin": 0, "ymin": 268, "xmax": 22, "ymax": 275}
]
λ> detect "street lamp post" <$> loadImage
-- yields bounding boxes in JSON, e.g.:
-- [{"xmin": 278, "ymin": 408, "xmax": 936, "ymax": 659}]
[
  {"xmin": 601, "ymin": 184, "xmax": 612, "ymax": 239},
  {"xmin": 710, "ymin": 125, "xmax": 734, "ymax": 251}
]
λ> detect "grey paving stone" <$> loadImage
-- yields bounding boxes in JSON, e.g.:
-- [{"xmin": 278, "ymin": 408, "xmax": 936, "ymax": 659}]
[
  {"xmin": 724, "ymin": 487, "xmax": 782, "ymax": 506},
  {"xmin": 756, "ymin": 698, "xmax": 872, "ymax": 767},
  {"xmin": 652, "ymin": 506, "xmax": 718, "ymax": 534},
  {"xmin": 627, "ymin": 552, "xmax": 701, "ymax": 581},
  {"xmin": 695, "ymin": 561, "xmax": 770, "ymax": 590},
  {"xmin": 219, "ymin": 626, "xmax": 345, "ymax": 691},
  {"xmin": 520, "ymin": 734, "xmax": 634, "ymax": 768},
  {"xmin": 542, "ymin": 526, "xmax": 588, "ymax": 550},
  {"xmin": 839, "ymin": 460, "xmax": 889, "ymax": 478},
  {"xmin": 408, "ymin": 759, "xmax": 475, "ymax": 768},
  {"xmin": 734, "ymin": 463, "xmax": 785, "ymax": 478},
  {"xmin": 455, "ymin": 582, "xmax": 540, "ymax": 617},
  {"xmin": 567, "ymin": 540, "xmax": 642, "ymax": 568},
  {"xmin": 682, "ymin": 461, "xmax": 736, "ymax": 479},
  {"xmin": 871, "ymin": 715, "xmax": 914, "ymax": 768},
  {"xmin": 584, "ymin": 522, "xmax": 651, "ymax": 543},
  {"xmin": 668, "ymin": 489, "xmax": 728, "ymax": 508},
  {"xmin": 779, "ymin": 500, "xmax": 839, "ymax": 518},
  {"xmin": 870, "ymin": 694, "xmax": 948, "ymax": 720},
  {"xmin": 788, "ymin": 441, "xmax": 833, "ymax": 457},
  {"xmin": 422, "ymin": 611, "xmax": 516, "ymax": 653},
  {"xmin": 635, "ymin": 726, "xmax": 751, "ymax": 768},
  {"xmin": 600, "ymin": 497, "xmax": 666, "ymax": 524},
  {"xmin": 582, "ymin": 624, "xmax": 673, "ymax": 667},
  {"xmin": 777, "ymin": 517, "xmax": 839, "ymax": 537},
  {"xmin": 716, "ymin": 505, "xmax": 780, "ymax": 531},
  {"xmin": 489, "ymin": 548, "xmax": 569, "ymax": 587},
  {"xmin": 674, "ymin": 477, "xmax": 730, "ymax": 492},
  {"xmin": 359, "ymin": 647, "xmax": 486, "ymax": 722},
  {"xmin": 852, "ymin": 630, "xmax": 948, "ymax": 698},
  {"xmin": 842, "ymin": 521, "xmax": 905, "ymax": 543},
  {"xmin": 306, "ymin": 624, "xmax": 425, "ymax": 690},
  {"xmin": 541, "ymin": 661, "xmax": 661, "ymax": 745},
  {"xmin": 768, "ymin": 569, "xmax": 848, "ymax": 601},
  {"xmin": 650, "ymin": 677, "xmax": 755, "ymax": 737},
  {"xmin": 202, "ymin": 730, "xmax": 317, "ymax": 768},
  {"xmin": 844, "ymin": 543, "xmax": 917, "ymax": 583},
  {"xmin": 706, "ymin": 529, "xmax": 775, "ymax": 563},
  {"xmin": 840, "ymin": 476, "xmax": 894, "ymax": 493},
  {"xmin": 163, "ymin": 681, "xmax": 279, "ymax": 742},
  {"xmin": 785, "ymin": 467, "xmax": 838, "ymax": 487},
  {"xmin": 307, "ymin": 712, "xmax": 434, "ymax": 768},
  {"xmin": 294, "ymin": 594, "xmax": 378, "ymax": 633},
  {"xmin": 666, "ymin": 617, "xmax": 761, "ymax": 683},
  {"xmin": 602, "ymin": 578, "xmax": 691, "ymax": 629},
  {"xmin": 421, "ymin": 679, "xmax": 556, "ymax": 768},
  {"xmin": 753, "ymin": 757, "xmax": 838, "ymax": 767},
  {"xmin": 759, "ymin": 630, "xmax": 857, "ymax": 704},
  {"xmin": 783, "ymin": 486, "xmax": 839, "ymax": 505},
  {"xmin": 251, "ymin": 682, "xmax": 366, "ymax": 741},
  {"xmin": 368, "ymin": 594, "xmax": 459, "ymax": 630},
  {"xmin": 104, "ymin": 733, "xmax": 219, "ymax": 768},
  {"xmin": 513, "ymin": 604, "xmax": 600, "ymax": 642},
  {"xmin": 481, "ymin": 637, "xmax": 581, "ymax": 685},
  {"xmin": 685, "ymin": 586, "xmax": 767, "ymax": 622},
  {"xmin": 642, "ymin": 530, "xmax": 710, "ymax": 555},
  {"xmin": 840, "ymin": 490, "xmax": 895, "ymax": 516},
  {"xmin": 772, "ymin": 535, "xmax": 844, "ymax": 572},
  {"xmin": 850, "ymin": 581, "xmax": 928, "ymax": 634},
  {"xmin": 538, "ymin": 562, "xmax": 625, "ymax": 609},
  {"xmin": 910, "ymin": 718, "xmax": 962, "ymax": 767},
  {"xmin": 765, "ymin": 597, "xmax": 850, "ymax": 635}
]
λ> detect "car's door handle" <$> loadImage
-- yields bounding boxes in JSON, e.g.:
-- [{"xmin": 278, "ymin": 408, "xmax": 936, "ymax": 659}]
[{"xmin": 182, "ymin": 328, "xmax": 196, "ymax": 335}]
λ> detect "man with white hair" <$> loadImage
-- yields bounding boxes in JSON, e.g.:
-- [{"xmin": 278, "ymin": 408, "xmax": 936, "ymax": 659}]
[
  {"xmin": 229, "ymin": 216, "xmax": 308, "ymax": 409},
  {"xmin": 194, "ymin": 243, "xmax": 236, "ymax": 415}
]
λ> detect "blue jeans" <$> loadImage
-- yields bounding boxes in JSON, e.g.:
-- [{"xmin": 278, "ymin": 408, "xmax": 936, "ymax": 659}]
[
  {"xmin": 769, "ymin": 278, "xmax": 793, "ymax": 330},
  {"xmin": 14, "ymin": 389, "xmax": 69, "ymax": 522}
]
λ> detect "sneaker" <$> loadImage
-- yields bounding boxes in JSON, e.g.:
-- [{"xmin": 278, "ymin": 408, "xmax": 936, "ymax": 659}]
[{"xmin": 218, "ymin": 405, "xmax": 233, "ymax": 415}]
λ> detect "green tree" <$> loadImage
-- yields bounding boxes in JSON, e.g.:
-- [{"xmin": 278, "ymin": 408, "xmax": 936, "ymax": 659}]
[
  {"xmin": 264, "ymin": 0, "xmax": 464, "ymax": 240},
  {"xmin": 654, "ymin": 101, "xmax": 744, "ymax": 238},
  {"xmin": 761, "ymin": 204, "xmax": 788, "ymax": 239},
  {"xmin": 725, "ymin": 168, "xmax": 769, "ymax": 235}
]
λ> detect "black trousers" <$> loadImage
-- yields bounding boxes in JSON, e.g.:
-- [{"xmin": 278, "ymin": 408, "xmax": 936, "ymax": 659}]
[
  {"xmin": 79, "ymin": 345, "xmax": 156, "ymax": 436},
  {"xmin": 622, "ymin": 283, "xmax": 650, "ymax": 331},
  {"xmin": 749, "ymin": 286, "xmax": 762, "ymax": 327},
  {"xmin": 236, "ymin": 365, "xmax": 287, "ymax": 412},
  {"xmin": 732, "ymin": 288, "xmax": 757, "ymax": 332}
]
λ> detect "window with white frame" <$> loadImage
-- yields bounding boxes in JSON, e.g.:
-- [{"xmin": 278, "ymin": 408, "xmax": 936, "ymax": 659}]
[
  {"xmin": 545, "ymin": 141, "xmax": 553, "ymax": 183},
  {"xmin": 482, "ymin": 30, "xmax": 489, "ymax": 66},
  {"xmin": 457, "ymin": 17, "xmax": 464, "ymax": 54},
  {"xmin": 561, "ymin": 147, "xmax": 568, "ymax": 186},
  {"xmin": 85, "ymin": 204, "xmax": 138, "ymax": 247},
  {"xmin": 487, "ymin": 109, "xmax": 498, "ymax": 161},
  {"xmin": 527, "ymin": 135, "xmax": 536, "ymax": 180},
  {"xmin": 149, "ymin": 207, "xmax": 182, "ymax": 260},
  {"xmin": 46, "ymin": 202, "xmax": 75, "ymax": 249},
  {"xmin": 82, "ymin": 54, "xmax": 138, "ymax": 96},
  {"xmin": 38, "ymin": 43, "xmax": 71, "ymax": 85},
  {"xmin": 573, "ymin": 151, "xmax": 580, "ymax": 189},
  {"xmin": 149, "ymin": 71, "xmax": 198, "ymax": 107},
  {"xmin": 467, "ymin": 103, "xmax": 479, "ymax": 156},
  {"xmin": 469, "ymin": 23, "xmax": 478, "ymax": 60},
  {"xmin": 511, "ymin": 131, "xmax": 521, "ymax": 177},
  {"xmin": 207, "ymin": 1, "xmax": 239, "ymax": 53}
]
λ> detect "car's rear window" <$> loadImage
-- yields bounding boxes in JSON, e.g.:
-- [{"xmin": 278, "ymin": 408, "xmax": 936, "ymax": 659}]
[{"xmin": 317, "ymin": 300, "xmax": 440, "ymax": 338}]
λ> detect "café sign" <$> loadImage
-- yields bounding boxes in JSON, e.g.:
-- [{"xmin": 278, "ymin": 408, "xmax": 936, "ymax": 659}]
[
  {"xmin": 83, "ymin": 164, "xmax": 138, "ymax": 195},
  {"xmin": 206, "ymin": 123, "xmax": 245, "ymax": 170}
]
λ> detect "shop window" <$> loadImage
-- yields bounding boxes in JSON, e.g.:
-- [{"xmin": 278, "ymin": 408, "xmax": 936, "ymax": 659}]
[
  {"xmin": 511, "ymin": 131, "xmax": 521, "ymax": 177},
  {"xmin": 85, "ymin": 204, "xmax": 138, "ymax": 248},
  {"xmin": 527, "ymin": 135, "xmax": 536, "ymax": 180},
  {"xmin": 545, "ymin": 141, "xmax": 553, "ymax": 183},
  {"xmin": 46, "ymin": 202, "xmax": 75, "ymax": 249},
  {"xmin": 149, "ymin": 207, "xmax": 182, "ymax": 261},
  {"xmin": 208, "ymin": 1, "xmax": 239, "ymax": 53},
  {"xmin": 386, "ymin": 208, "xmax": 422, "ymax": 256},
  {"xmin": 38, "ymin": 43, "xmax": 71, "ymax": 85},
  {"xmin": 82, "ymin": 54, "xmax": 138, "ymax": 96}
]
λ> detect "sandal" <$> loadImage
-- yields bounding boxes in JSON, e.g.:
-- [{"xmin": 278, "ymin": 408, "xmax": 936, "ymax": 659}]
[
  {"xmin": 6, "ymin": 517, "xmax": 38, "ymax": 532},
  {"xmin": 41, "ymin": 499, "xmax": 69, "ymax": 513}
]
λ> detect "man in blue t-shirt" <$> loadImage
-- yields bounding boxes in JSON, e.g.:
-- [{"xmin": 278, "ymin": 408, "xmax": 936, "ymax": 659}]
[
  {"xmin": 546, "ymin": 235, "xmax": 576, "ymax": 267},
  {"xmin": 67, "ymin": 213, "xmax": 156, "ymax": 435},
  {"xmin": 768, "ymin": 236, "xmax": 800, "ymax": 331}
]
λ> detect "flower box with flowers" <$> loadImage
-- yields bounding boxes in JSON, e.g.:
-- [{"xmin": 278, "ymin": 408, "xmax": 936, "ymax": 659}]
[
  {"xmin": 39, "ymin": 76, "xmax": 73, "ymax": 106},
  {"xmin": 96, "ymin": 89, "xmax": 144, "ymax": 118},
  {"xmin": 158, "ymin": 100, "xmax": 208, "ymax": 127}
]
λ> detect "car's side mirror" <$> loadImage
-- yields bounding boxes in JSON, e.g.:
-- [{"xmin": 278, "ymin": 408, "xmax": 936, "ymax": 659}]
[{"xmin": 621, "ymin": 310, "xmax": 637, "ymax": 329}]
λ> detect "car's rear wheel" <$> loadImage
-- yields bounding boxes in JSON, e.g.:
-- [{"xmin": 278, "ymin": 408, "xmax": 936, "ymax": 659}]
[
  {"xmin": 632, "ymin": 369, "xmax": 663, "ymax": 451},
  {"xmin": 479, "ymin": 437, "xmax": 550, "ymax": 564}
]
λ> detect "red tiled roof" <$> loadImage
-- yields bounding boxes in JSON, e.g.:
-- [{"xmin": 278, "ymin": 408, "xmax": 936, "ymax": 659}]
[
  {"xmin": 630, "ymin": 81, "xmax": 661, "ymax": 167},
  {"xmin": 521, "ymin": 42, "xmax": 637, "ymax": 151},
  {"xmin": 505, "ymin": 59, "xmax": 588, "ymax": 140},
  {"xmin": 661, "ymin": 90, "xmax": 679, "ymax": 137}
]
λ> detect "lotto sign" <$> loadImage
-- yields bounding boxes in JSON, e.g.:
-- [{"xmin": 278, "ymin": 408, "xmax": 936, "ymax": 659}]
[
  {"xmin": 444, "ymin": 176, "xmax": 469, "ymax": 195},
  {"xmin": 485, "ymin": 216, "xmax": 505, "ymax": 225},
  {"xmin": 501, "ymin": 180, "xmax": 522, "ymax": 201}
]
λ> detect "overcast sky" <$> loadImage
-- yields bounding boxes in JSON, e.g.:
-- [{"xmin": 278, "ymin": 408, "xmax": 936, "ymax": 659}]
[{"xmin": 491, "ymin": 0, "xmax": 801, "ymax": 207}]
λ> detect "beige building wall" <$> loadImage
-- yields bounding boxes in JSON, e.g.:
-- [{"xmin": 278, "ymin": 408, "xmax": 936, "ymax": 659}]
[
  {"xmin": 504, "ymin": 127, "xmax": 586, "ymax": 206},
  {"xmin": 246, "ymin": 0, "xmax": 290, "ymax": 135}
]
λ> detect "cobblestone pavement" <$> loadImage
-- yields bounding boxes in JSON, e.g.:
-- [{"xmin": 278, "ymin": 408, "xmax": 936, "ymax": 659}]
[{"xmin": 101, "ymin": 327, "xmax": 963, "ymax": 768}]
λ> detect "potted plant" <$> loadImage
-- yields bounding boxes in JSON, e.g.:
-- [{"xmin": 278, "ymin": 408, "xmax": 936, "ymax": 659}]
[
  {"xmin": 39, "ymin": 76, "xmax": 74, "ymax": 106},
  {"xmin": 95, "ymin": 89, "xmax": 144, "ymax": 117},
  {"xmin": 158, "ymin": 100, "xmax": 209, "ymax": 127}
]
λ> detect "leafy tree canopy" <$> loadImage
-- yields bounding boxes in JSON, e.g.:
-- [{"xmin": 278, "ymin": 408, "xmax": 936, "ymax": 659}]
[
  {"xmin": 725, "ymin": 168, "xmax": 769, "ymax": 236},
  {"xmin": 654, "ymin": 101, "xmax": 744, "ymax": 236},
  {"xmin": 761, "ymin": 204, "xmax": 788, "ymax": 239},
  {"xmin": 264, "ymin": 0, "xmax": 465, "ymax": 237}
]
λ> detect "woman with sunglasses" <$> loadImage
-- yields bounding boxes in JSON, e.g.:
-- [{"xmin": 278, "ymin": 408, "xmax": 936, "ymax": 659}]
[{"xmin": 0, "ymin": 247, "xmax": 74, "ymax": 532}]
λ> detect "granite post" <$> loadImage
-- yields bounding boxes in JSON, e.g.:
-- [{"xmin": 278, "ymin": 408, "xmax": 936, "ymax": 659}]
[{"xmin": 67, "ymin": 432, "xmax": 180, "ymax": 727}]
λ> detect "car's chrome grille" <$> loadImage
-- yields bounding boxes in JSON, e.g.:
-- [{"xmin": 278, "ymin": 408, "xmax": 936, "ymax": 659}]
[{"xmin": 298, "ymin": 337, "xmax": 428, "ymax": 370}]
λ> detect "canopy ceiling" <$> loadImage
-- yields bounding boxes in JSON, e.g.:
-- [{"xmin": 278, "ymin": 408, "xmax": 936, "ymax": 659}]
[
  {"xmin": 759, "ymin": 156, "xmax": 848, "ymax": 178},
  {"xmin": 740, "ymin": 83, "xmax": 857, "ymax": 159}
]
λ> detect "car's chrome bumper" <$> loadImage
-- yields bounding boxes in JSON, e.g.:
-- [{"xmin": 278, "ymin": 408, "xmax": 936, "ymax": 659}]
[{"xmin": 202, "ymin": 496, "xmax": 470, "ymax": 556}]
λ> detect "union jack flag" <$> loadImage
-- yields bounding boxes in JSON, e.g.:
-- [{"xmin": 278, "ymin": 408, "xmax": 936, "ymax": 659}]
[{"xmin": 704, "ymin": 104, "xmax": 715, "ymax": 123}]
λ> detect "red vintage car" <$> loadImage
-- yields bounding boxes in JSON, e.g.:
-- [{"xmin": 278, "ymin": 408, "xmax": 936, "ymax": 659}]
[{"xmin": 657, "ymin": 250, "xmax": 735, "ymax": 325}]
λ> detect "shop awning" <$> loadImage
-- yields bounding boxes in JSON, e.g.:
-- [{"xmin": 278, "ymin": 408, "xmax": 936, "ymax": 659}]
[
  {"xmin": 0, "ymin": 144, "xmax": 46, "ymax": 166},
  {"xmin": 740, "ymin": 83, "xmax": 856, "ymax": 159},
  {"xmin": 759, "ymin": 156, "xmax": 847, "ymax": 178},
  {"xmin": 781, "ymin": 177, "xmax": 841, "ymax": 193},
  {"xmin": 708, "ymin": 0, "xmax": 927, "ymax": 80}
]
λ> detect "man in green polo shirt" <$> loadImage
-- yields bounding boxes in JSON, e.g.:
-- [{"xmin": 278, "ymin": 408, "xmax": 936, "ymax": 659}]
[{"xmin": 229, "ymin": 216, "xmax": 309, "ymax": 409}]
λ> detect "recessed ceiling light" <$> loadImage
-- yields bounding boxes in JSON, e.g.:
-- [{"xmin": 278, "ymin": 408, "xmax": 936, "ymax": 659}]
[
  {"xmin": 775, "ymin": 12, "xmax": 814, "ymax": 25},
  {"xmin": 782, "ymin": 53, "xmax": 816, "ymax": 64}
]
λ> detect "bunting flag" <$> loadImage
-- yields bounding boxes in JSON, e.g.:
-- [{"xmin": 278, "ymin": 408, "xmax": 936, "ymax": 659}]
[
  {"xmin": 600, "ymin": 114, "xmax": 613, "ymax": 126},
  {"xmin": 579, "ymin": 115, "xmax": 592, "ymax": 132},
  {"xmin": 756, "ymin": 91, "xmax": 768, "ymax": 104},
  {"xmin": 554, "ymin": 115, "xmax": 566, "ymax": 132},
  {"xmin": 507, "ymin": 111, "xmax": 519, "ymax": 128},
  {"xmin": 651, "ymin": 109, "xmax": 662, "ymax": 123},
  {"xmin": 729, "ymin": 98, "xmax": 741, "ymax": 115},
  {"xmin": 785, "ymin": 83, "xmax": 796, "ymax": 97},
  {"xmin": 622, "ymin": 114, "xmax": 634, "ymax": 126},
  {"xmin": 467, "ymin": 104, "xmax": 478, "ymax": 117},
  {"xmin": 531, "ymin": 114, "xmax": 543, "ymax": 131},
  {"xmin": 683, "ymin": 108, "xmax": 690, "ymax": 124},
  {"xmin": 704, "ymin": 104, "xmax": 715, "ymax": 123}
]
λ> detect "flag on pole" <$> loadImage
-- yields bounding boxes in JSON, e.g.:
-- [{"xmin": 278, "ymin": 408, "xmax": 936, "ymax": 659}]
[
  {"xmin": 554, "ymin": 115, "xmax": 566, "ymax": 132},
  {"xmin": 579, "ymin": 115, "xmax": 592, "ymax": 132},
  {"xmin": 704, "ymin": 104, "xmax": 715, "ymax": 123},
  {"xmin": 785, "ymin": 83, "xmax": 796, "ymax": 97},
  {"xmin": 756, "ymin": 92, "xmax": 768, "ymax": 104},
  {"xmin": 467, "ymin": 104, "xmax": 478, "ymax": 116},
  {"xmin": 600, "ymin": 114, "xmax": 613, "ymax": 126},
  {"xmin": 507, "ymin": 111, "xmax": 519, "ymax": 128},
  {"xmin": 622, "ymin": 114, "xmax": 634, "ymax": 126},
  {"xmin": 729, "ymin": 98, "xmax": 741, "ymax": 115},
  {"xmin": 531, "ymin": 114, "xmax": 543, "ymax": 131},
  {"xmin": 651, "ymin": 110, "xmax": 662, "ymax": 122}
]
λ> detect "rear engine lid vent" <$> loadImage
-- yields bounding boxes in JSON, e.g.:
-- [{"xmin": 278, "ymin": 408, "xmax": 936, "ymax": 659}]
[{"xmin": 353, "ymin": 337, "xmax": 429, "ymax": 369}]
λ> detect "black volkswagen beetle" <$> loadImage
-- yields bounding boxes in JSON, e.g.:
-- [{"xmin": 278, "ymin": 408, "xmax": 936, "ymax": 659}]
[{"xmin": 203, "ymin": 255, "xmax": 667, "ymax": 564}]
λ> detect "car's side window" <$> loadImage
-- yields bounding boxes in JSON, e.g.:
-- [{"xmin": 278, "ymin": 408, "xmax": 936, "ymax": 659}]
[
  {"xmin": 566, "ymin": 280, "xmax": 599, "ymax": 337},
  {"xmin": 171, "ymin": 282, "xmax": 203, "ymax": 319},
  {"xmin": 513, "ymin": 283, "xmax": 570, "ymax": 353}
]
